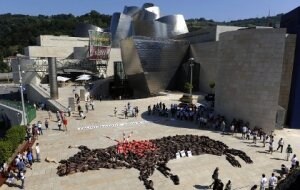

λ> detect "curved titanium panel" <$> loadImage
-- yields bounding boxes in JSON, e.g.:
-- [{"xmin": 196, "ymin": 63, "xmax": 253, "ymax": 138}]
[
  {"xmin": 123, "ymin": 6, "xmax": 140, "ymax": 16},
  {"xmin": 111, "ymin": 13, "xmax": 133, "ymax": 47},
  {"xmin": 156, "ymin": 14, "xmax": 189, "ymax": 37},
  {"xmin": 74, "ymin": 23, "xmax": 103, "ymax": 37},
  {"xmin": 132, "ymin": 8, "xmax": 160, "ymax": 21},
  {"xmin": 133, "ymin": 20, "xmax": 168, "ymax": 38},
  {"xmin": 121, "ymin": 37, "xmax": 190, "ymax": 97},
  {"xmin": 110, "ymin": 12, "xmax": 121, "ymax": 36}
]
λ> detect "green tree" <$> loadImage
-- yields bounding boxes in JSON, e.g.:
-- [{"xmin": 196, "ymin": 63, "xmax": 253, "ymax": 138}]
[
  {"xmin": 184, "ymin": 82, "xmax": 193, "ymax": 93},
  {"xmin": 209, "ymin": 82, "xmax": 215, "ymax": 94}
]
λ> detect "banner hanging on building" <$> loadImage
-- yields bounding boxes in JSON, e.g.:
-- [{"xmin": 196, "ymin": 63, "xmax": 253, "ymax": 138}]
[{"xmin": 89, "ymin": 30, "xmax": 111, "ymax": 60}]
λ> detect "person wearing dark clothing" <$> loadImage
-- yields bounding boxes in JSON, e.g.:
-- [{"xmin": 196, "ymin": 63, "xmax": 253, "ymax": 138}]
[{"xmin": 209, "ymin": 167, "xmax": 219, "ymax": 188}]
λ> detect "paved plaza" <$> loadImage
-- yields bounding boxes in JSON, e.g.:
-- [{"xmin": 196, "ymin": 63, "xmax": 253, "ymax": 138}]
[{"xmin": 1, "ymin": 90, "xmax": 300, "ymax": 190}]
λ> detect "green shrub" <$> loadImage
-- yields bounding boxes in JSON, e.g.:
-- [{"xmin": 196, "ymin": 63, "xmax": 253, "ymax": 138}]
[
  {"xmin": 0, "ymin": 140, "xmax": 13, "ymax": 163},
  {"xmin": 5, "ymin": 125, "xmax": 26, "ymax": 150}
]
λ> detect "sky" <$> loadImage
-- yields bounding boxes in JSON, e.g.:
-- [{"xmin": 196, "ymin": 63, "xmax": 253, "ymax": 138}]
[{"xmin": 0, "ymin": 0, "xmax": 299, "ymax": 21}]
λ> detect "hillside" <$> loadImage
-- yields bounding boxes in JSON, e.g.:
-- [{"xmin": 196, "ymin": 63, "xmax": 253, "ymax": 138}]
[
  {"xmin": 186, "ymin": 14, "xmax": 282, "ymax": 32},
  {"xmin": 0, "ymin": 11, "xmax": 282, "ymax": 72}
]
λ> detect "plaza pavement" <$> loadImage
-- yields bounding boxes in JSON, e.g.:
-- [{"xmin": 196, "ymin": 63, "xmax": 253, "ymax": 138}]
[{"xmin": 1, "ymin": 89, "xmax": 300, "ymax": 190}]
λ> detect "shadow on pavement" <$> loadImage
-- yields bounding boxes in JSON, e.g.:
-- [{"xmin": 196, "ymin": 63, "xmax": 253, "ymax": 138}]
[
  {"xmin": 141, "ymin": 111, "xmax": 206, "ymax": 131},
  {"xmin": 193, "ymin": 184, "xmax": 209, "ymax": 189}
]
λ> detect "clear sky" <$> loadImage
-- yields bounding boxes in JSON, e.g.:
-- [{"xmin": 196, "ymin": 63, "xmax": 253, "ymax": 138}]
[{"xmin": 0, "ymin": 0, "xmax": 299, "ymax": 21}]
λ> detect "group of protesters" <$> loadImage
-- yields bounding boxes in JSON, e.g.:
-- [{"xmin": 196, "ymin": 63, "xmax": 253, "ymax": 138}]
[
  {"xmin": 114, "ymin": 102, "xmax": 139, "ymax": 119},
  {"xmin": 1, "ymin": 142, "xmax": 41, "ymax": 189},
  {"xmin": 75, "ymin": 94, "xmax": 95, "ymax": 120}
]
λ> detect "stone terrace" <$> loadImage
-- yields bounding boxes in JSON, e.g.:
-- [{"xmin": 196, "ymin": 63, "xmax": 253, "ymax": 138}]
[{"xmin": 1, "ymin": 90, "xmax": 300, "ymax": 190}]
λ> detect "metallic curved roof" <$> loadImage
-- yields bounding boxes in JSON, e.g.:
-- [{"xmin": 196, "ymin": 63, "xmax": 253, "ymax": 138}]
[
  {"xmin": 156, "ymin": 14, "xmax": 189, "ymax": 37},
  {"xmin": 110, "ymin": 3, "xmax": 189, "ymax": 47},
  {"xmin": 74, "ymin": 23, "xmax": 103, "ymax": 37}
]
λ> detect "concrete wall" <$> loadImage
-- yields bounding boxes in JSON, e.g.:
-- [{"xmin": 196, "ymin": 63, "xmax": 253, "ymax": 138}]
[
  {"xmin": 175, "ymin": 25, "xmax": 243, "ymax": 44},
  {"xmin": 37, "ymin": 35, "xmax": 89, "ymax": 47},
  {"xmin": 107, "ymin": 48, "xmax": 122, "ymax": 77},
  {"xmin": 190, "ymin": 41, "xmax": 218, "ymax": 93},
  {"xmin": 215, "ymin": 28, "xmax": 287, "ymax": 133},
  {"xmin": 278, "ymin": 34, "xmax": 297, "ymax": 110},
  {"xmin": 215, "ymin": 25, "xmax": 245, "ymax": 41},
  {"xmin": 26, "ymin": 84, "xmax": 66, "ymax": 112},
  {"xmin": 175, "ymin": 26, "xmax": 217, "ymax": 43},
  {"xmin": 25, "ymin": 46, "xmax": 74, "ymax": 58}
]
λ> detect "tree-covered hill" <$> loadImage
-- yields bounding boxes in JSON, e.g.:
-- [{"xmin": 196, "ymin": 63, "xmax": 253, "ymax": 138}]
[
  {"xmin": 186, "ymin": 14, "xmax": 282, "ymax": 32},
  {"xmin": 0, "ymin": 11, "xmax": 282, "ymax": 72}
]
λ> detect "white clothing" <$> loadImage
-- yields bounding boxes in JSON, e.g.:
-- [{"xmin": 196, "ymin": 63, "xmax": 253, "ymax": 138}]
[
  {"xmin": 278, "ymin": 139, "xmax": 284, "ymax": 146},
  {"xmin": 35, "ymin": 146, "xmax": 40, "ymax": 154},
  {"xmin": 242, "ymin": 126, "xmax": 247, "ymax": 133},
  {"xmin": 269, "ymin": 176, "xmax": 277, "ymax": 187},
  {"xmin": 260, "ymin": 177, "xmax": 268, "ymax": 188},
  {"xmin": 291, "ymin": 157, "xmax": 298, "ymax": 166}
]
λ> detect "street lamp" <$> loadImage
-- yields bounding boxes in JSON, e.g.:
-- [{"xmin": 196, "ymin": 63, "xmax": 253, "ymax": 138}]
[
  {"xmin": 18, "ymin": 60, "xmax": 27, "ymax": 125},
  {"xmin": 189, "ymin": 57, "xmax": 194, "ymax": 96}
]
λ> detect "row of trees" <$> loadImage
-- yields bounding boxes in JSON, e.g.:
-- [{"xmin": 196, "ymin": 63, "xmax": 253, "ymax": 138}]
[{"xmin": 186, "ymin": 14, "xmax": 282, "ymax": 32}]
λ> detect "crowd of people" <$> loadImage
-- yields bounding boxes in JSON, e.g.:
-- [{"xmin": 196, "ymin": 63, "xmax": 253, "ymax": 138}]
[
  {"xmin": 146, "ymin": 102, "xmax": 300, "ymax": 189},
  {"xmin": 0, "ymin": 142, "xmax": 41, "ymax": 189},
  {"xmin": 75, "ymin": 93, "xmax": 95, "ymax": 120},
  {"xmin": 114, "ymin": 102, "xmax": 139, "ymax": 119}
]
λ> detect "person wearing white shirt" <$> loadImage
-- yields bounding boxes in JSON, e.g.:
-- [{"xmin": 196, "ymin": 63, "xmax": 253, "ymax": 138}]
[
  {"xmin": 242, "ymin": 126, "xmax": 247, "ymax": 138},
  {"xmin": 291, "ymin": 154, "xmax": 298, "ymax": 169},
  {"xmin": 35, "ymin": 143, "xmax": 40, "ymax": 162},
  {"xmin": 268, "ymin": 173, "xmax": 277, "ymax": 190},
  {"xmin": 276, "ymin": 138, "xmax": 284, "ymax": 153},
  {"xmin": 260, "ymin": 174, "xmax": 268, "ymax": 190}
]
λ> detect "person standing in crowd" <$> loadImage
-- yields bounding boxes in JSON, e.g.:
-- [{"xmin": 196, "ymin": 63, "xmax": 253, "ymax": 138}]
[
  {"xmin": 85, "ymin": 102, "xmax": 89, "ymax": 113},
  {"xmin": 281, "ymin": 164, "xmax": 289, "ymax": 177},
  {"xmin": 209, "ymin": 167, "xmax": 219, "ymax": 188},
  {"xmin": 230, "ymin": 124, "xmax": 235, "ymax": 136},
  {"xmin": 291, "ymin": 154, "xmax": 298, "ymax": 169},
  {"xmin": 90, "ymin": 100, "xmax": 94, "ymax": 110},
  {"xmin": 253, "ymin": 130, "xmax": 257, "ymax": 144},
  {"xmin": 286, "ymin": 144, "xmax": 293, "ymax": 161},
  {"xmin": 48, "ymin": 110, "xmax": 52, "ymax": 120},
  {"xmin": 269, "ymin": 140, "xmax": 274, "ymax": 154},
  {"xmin": 242, "ymin": 125, "xmax": 247, "ymax": 139},
  {"xmin": 114, "ymin": 107, "xmax": 117, "ymax": 117},
  {"xmin": 26, "ymin": 150, "xmax": 33, "ymax": 170},
  {"xmin": 63, "ymin": 117, "xmax": 68, "ymax": 132},
  {"xmin": 225, "ymin": 180, "xmax": 231, "ymax": 190},
  {"xmin": 246, "ymin": 128, "xmax": 251, "ymax": 140},
  {"xmin": 58, "ymin": 119, "xmax": 62, "ymax": 131},
  {"xmin": 38, "ymin": 121, "xmax": 43, "ymax": 135},
  {"xmin": 44, "ymin": 119, "xmax": 49, "ymax": 130},
  {"xmin": 56, "ymin": 111, "xmax": 60, "ymax": 121},
  {"xmin": 6, "ymin": 170, "xmax": 15, "ymax": 187},
  {"xmin": 67, "ymin": 106, "xmax": 71, "ymax": 117},
  {"xmin": 262, "ymin": 132, "xmax": 267, "ymax": 147},
  {"xmin": 276, "ymin": 138, "xmax": 284, "ymax": 153},
  {"xmin": 124, "ymin": 108, "xmax": 128, "ymax": 119},
  {"xmin": 19, "ymin": 170, "xmax": 25, "ymax": 189},
  {"xmin": 260, "ymin": 174, "xmax": 268, "ymax": 190},
  {"xmin": 268, "ymin": 173, "xmax": 277, "ymax": 190},
  {"xmin": 35, "ymin": 143, "xmax": 40, "ymax": 162}
]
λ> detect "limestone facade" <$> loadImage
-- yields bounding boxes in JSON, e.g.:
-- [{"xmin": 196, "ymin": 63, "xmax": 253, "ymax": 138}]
[{"xmin": 215, "ymin": 29, "xmax": 287, "ymax": 133}]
